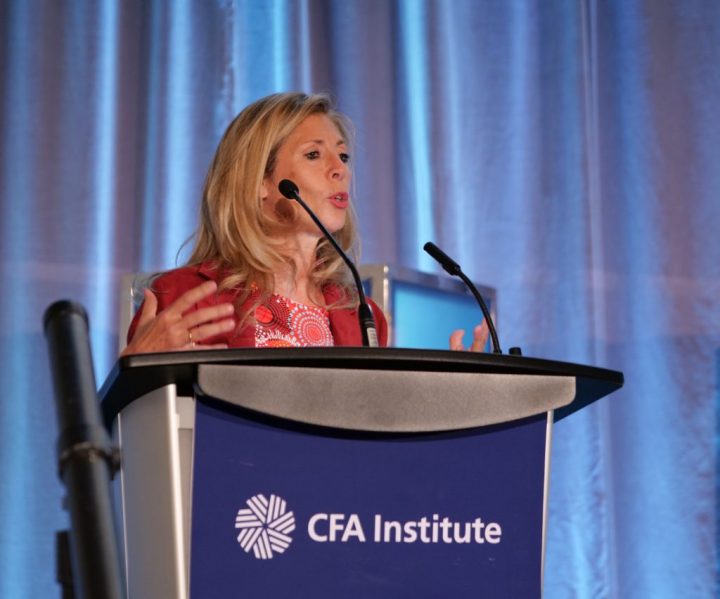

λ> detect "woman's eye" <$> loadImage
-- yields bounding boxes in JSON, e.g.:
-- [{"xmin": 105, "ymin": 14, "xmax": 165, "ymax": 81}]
[
  {"xmin": 305, "ymin": 150, "xmax": 320, "ymax": 160},
  {"xmin": 339, "ymin": 153, "xmax": 350, "ymax": 164}
]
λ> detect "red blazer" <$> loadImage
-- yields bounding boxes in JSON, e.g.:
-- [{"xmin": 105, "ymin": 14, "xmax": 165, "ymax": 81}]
[{"xmin": 127, "ymin": 262, "xmax": 388, "ymax": 348}]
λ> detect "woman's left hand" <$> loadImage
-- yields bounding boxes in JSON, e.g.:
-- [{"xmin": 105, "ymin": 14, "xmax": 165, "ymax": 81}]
[{"xmin": 449, "ymin": 321, "xmax": 490, "ymax": 352}]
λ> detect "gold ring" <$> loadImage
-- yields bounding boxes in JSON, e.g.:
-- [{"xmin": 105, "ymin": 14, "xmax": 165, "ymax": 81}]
[{"xmin": 187, "ymin": 329, "xmax": 194, "ymax": 346}]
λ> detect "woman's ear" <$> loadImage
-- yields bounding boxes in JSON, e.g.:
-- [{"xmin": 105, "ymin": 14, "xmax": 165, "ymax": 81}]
[{"xmin": 260, "ymin": 178, "xmax": 270, "ymax": 200}]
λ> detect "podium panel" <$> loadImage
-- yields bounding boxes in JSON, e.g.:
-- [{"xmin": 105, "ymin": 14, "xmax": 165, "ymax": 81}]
[{"xmin": 190, "ymin": 397, "xmax": 549, "ymax": 598}]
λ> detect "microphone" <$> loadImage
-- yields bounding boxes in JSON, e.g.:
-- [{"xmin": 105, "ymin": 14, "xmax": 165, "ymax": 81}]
[
  {"xmin": 278, "ymin": 179, "xmax": 379, "ymax": 347},
  {"xmin": 423, "ymin": 241, "xmax": 503, "ymax": 354}
]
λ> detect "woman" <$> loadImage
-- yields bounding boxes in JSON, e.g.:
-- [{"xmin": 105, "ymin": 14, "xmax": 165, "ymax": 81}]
[{"xmin": 123, "ymin": 92, "xmax": 487, "ymax": 354}]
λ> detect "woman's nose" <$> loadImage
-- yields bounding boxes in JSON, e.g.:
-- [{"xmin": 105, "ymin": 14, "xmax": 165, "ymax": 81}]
[{"xmin": 329, "ymin": 157, "xmax": 348, "ymax": 180}]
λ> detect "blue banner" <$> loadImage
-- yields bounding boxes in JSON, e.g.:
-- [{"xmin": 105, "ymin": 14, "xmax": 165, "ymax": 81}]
[{"xmin": 190, "ymin": 397, "xmax": 548, "ymax": 597}]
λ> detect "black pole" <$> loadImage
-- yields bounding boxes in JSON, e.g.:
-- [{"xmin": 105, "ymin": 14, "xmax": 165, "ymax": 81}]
[
  {"xmin": 44, "ymin": 301, "xmax": 124, "ymax": 599},
  {"xmin": 56, "ymin": 530, "xmax": 75, "ymax": 599}
]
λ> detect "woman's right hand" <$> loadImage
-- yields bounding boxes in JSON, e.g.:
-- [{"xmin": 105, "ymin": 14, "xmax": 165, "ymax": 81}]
[{"xmin": 121, "ymin": 280, "xmax": 236, "ymax": 356}]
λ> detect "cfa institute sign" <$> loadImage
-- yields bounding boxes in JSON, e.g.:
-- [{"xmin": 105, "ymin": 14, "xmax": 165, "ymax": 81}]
[
  {"xmin": 193, "ymin": 398, "xmax": 547, "ymax": 597},
  {"xmin": 308, "ymin": 512, "xmax": 502, "ymax": 545},
  {"xmin": 235, "ymin": 493, "xmax": 503, "ymax": 561}
]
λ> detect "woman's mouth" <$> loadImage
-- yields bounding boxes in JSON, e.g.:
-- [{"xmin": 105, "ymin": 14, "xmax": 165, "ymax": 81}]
[{"xmin": 328, "ymin": 192, "xmax": 349, "ymax": 209}]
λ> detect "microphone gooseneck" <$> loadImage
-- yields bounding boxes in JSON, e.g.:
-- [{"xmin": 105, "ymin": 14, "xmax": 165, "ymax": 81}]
[
  {"xmin": 423, "ymin": 241, "xmax": 503, "ymax": 354},
  {"xmin": 278, "ymin": 179, "xmax": 379, "ymax": 347}
]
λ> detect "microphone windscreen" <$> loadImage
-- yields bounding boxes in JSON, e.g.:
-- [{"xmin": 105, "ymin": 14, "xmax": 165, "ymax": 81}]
[
  {"xmin": 423, "ymin": 242, "xmax": 461, "ymax": 275},
  {"xmin": 278, "ymin": 179, "xmax": 299, "ymax": 199}
]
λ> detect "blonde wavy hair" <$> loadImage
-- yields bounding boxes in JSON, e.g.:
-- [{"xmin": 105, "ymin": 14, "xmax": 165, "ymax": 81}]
[{"xmin": 187, "ymin": 92, "xmax": 359, "ymax": 316}]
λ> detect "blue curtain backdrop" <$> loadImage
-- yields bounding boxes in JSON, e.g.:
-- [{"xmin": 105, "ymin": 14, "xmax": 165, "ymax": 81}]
[{"xmin": 1, "ymin": 0, "xmax": 718, "ymax": 596}]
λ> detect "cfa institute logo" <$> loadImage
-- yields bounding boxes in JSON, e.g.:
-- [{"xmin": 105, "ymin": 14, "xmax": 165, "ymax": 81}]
[{"xmin": 234, "ymin": 493, "xmax": 296, "ymax": 559}]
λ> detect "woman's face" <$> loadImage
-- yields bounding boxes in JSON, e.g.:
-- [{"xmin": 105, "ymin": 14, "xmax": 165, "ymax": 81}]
[{"xmin": 262, "ymin": 113, "xmax": 351, "ymax": 238}]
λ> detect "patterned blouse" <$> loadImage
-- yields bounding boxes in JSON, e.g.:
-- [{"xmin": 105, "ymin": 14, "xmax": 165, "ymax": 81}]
[{"xmin": 254, "ymin": 294, "xmax": 334, "ymax": 347}]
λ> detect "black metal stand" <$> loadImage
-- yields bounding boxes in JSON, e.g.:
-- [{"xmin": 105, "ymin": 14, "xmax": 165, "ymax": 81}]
[
  {"xmin": 56, "ymin": 530, "xmax": 75, "ymax": 599},
  {"xmin": 44, "ymin": 301, "xmax": 124, "ymax": 599}
]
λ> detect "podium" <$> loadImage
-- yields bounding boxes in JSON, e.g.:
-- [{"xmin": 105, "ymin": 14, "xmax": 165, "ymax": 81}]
[{"xmin": 100, "ymin": 348, "xmax": 622, "ymax": 598}]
